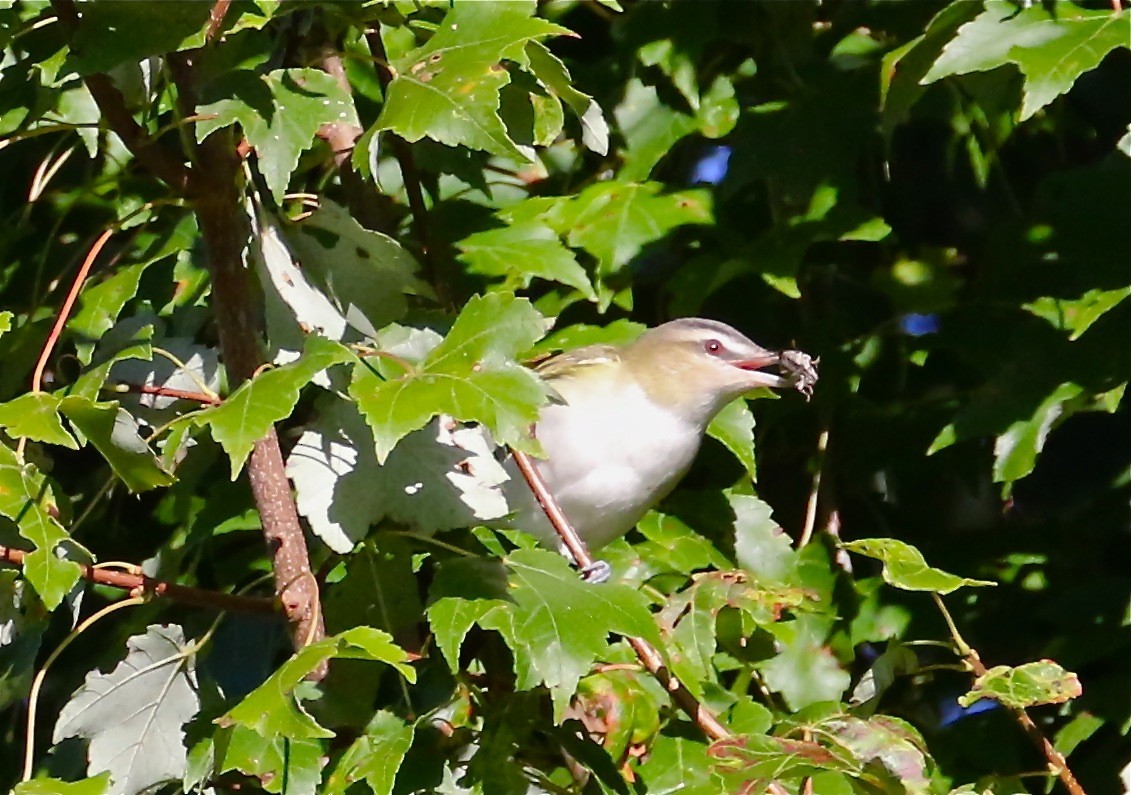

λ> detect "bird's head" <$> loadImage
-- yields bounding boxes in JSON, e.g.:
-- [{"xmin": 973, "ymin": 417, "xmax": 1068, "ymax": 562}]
[{"xmin": 622, "ymin": 318, "xmax": 791, "ymax": 425}]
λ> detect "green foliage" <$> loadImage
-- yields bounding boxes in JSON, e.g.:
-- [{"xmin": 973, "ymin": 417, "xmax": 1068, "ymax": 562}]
[{"xmin": 0, "ymin": 1, "xmax": 1126, "ymax": 793}]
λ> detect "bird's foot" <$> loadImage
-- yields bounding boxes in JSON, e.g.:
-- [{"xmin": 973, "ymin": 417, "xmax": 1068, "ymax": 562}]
[{"xmin": 580, "ymin": 560, "xmax": 612, "ymax": 584}]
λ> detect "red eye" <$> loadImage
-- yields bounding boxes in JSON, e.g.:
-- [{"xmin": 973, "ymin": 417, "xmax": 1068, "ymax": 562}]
[{"xmin": 705, "ymin": 339, "xmax": 722, "ymax": 355}]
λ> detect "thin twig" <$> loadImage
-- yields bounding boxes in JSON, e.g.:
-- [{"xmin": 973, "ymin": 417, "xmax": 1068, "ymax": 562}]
[
  {"xmin": 49, "ymin": 0, "xmax": 192, "ymax": 191},
  {"xmin": 510, "ymin": 449, "xmax": 789, "ymax": 795},
  {"xmin": 365, "ymin": 29, "xmax": 447, "ymax": 304},
  {"xmin": 107, "ymin": 382, "xmax": 222, "ymax": 405},
  {"xmin": 0, "ymin": 545, "xmax": 279, "ymax": 616},
  {"xmin": 797, "ymin": 427, "xmax": 829, "ymax": 547},
  {"xmin": 932, "ymin": 594, "xmax": 1086, "ymax": 795}
]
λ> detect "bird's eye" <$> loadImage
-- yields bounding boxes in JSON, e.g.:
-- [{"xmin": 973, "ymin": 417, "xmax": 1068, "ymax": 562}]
[{"xmin": 704, "ymin": 339, "xmax": 722, "ymax": 355}]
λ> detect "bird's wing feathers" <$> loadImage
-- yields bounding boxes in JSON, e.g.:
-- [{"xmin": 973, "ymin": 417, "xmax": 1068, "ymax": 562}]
[{"xmin": 534, "ymin": 344, "xmax": 622, "ymax": 380}]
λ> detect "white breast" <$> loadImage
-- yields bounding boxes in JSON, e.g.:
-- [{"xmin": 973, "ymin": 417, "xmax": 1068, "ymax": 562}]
[{"xmin": 507, "ymin": 378, "xmax": 704, "ymax": 549}]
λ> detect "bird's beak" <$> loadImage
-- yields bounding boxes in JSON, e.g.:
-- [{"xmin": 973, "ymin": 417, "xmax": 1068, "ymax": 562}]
[{"xmin": 730, "ymin": 351, "xmax": 789, "ymax": 389}]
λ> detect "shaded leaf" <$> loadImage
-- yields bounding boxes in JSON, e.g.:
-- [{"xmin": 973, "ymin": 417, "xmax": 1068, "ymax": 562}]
[
  {"xmin": 219, "ymin": 627, "xmax": 414, "ymax": 740},
  {"xmin": 844, "ymin": 538, "xmax": 996, "ymax": 594},
  {"xmin": 69, "ymin": 2, "xmax": 210, "ymax": 74},
  {"xmin": 54, "ymin": 625, "xmax": 201, "ymax": 795},
  {"xmin": 959, "ymin": 659, "xmax": 1082, "ymax": 710},
  {"xmin": 523, "ymin": 40, "xmax": 608, "ymax": 155},
  {"xmin": 59, "ymin": 397, "xmax": 174, "ymax": 492},
  {"xmin": 324, "ymin": 711, "xmax": 414, "ymax": 795}
]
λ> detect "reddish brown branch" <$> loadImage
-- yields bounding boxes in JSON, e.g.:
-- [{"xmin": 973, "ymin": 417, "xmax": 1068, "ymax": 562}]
[
  {"xmin": 111, "ymin": 383, "xmax": 222, "ymax": 405},
  {"xmin": 206, "ymin": 0, "xmax": 232, "ymax": 42},
  {"xmin": 31, "ymin": 229, "xmax": 113, "ymax": 394},
  {"xmin": 511, "ymin": 449, "xmax": 788, "ymax": 795},
  {"xmin": 933, "ymin": 594, "xmax": 1086, "ymax": 795},
  {"xmin": 49, "ymin": 0, "xmax": 191, "ymax": 192},
  {"xmin": 166, "ymin": 52, "xmax": 328, "ymax": 676},
  {"xmin": 1, "ymin": 545, "xmax": 278, "ymax": 616}
]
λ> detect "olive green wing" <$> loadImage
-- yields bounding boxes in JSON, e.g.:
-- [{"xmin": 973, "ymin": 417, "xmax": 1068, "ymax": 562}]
[{"xmin": 534, "ymin": 344, "xmax": 622, "ymax": 380}]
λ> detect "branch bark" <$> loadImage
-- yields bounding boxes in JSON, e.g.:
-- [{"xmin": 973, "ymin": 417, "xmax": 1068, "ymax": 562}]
[
  {"xmin": 511, "ymin": 449, "xmax": 790, "ymax": 795},
  {"xmin": 1, "ymin": 544, "xmax": 278, "ymax": 616}
]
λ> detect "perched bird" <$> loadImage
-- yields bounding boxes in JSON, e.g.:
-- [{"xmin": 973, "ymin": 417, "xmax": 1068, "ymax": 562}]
[{"xmin": 504, "ymin": 318, "xmax": 815, "ymax": 556}]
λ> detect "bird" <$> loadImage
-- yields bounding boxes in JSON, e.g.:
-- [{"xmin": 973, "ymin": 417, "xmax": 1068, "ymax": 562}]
[{"xmin": 501, "ymin": 318, "xmax": 815, "ymax": 562}]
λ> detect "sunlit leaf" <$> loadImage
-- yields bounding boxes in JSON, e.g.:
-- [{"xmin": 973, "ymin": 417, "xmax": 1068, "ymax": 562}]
[
  {"xmin": 350, "ymin": 293, "xmax": 548, "ymax": 463},
  {"xmin": 844, "ymin": 538, "xmax": 995, "ymax": 594},
  {"xmin": 323, "ymin": 711, "xmax": 414, "ymax": 795},
  {"xmin": 922, "ymin": 1, "xmax": 1131, "ymax": 120},
  {"xmin": 0, "ymin": 393, "xmax": 78, "ymax": 449},
  {"xmin": 959, "ymin": 659, "xmax": 1082, "ymax": 710}
]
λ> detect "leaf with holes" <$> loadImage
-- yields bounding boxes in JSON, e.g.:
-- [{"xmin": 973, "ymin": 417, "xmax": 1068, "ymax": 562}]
[
  {"xmin": 197, "ymin": 69, "xmax": 359, "ymax": 201},
  {"xmin": 960, "ymin": 659, "xmax": 1082, "ymax": 710},
  {"xmin": 374, "ymin": 2, "xmax": 571, "ymax": 157},
  {"xmin": 428, "ymin": 549, "xmax": 661, "ymax": 719},
  {"xmin": 54, "ymin": 625, "xmax": 201, "ymax": 795},
  {"xmin": 350, "ymin": 292, "xmax": 548, "ymax": 463},
  {"xmin": 845, "ymin": 538, "xmax": 995, "ymax": 594}
]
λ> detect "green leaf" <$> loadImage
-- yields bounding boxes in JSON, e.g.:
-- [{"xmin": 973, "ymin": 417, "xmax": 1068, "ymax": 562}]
[
  {"xmin": 731, "ymin": 492, "xmax": 796, "ymax": 583},
  {"xmin": 557, "ymin": 182, "xmax": 712, "ymax": 307},
  {"xmin": 220, "ymin": 626, "xmax": 414, "ymax": 740},
  {"xmin": 709, "ymin": 733, "xmax": 861, "ymax": 783},
  {"xmin": 213, "ymin": 726, "xmax": 325, "ymax": 795},
  {"xmin": 707, "ymin": 399, "xmax": 757, "ymax": 481},
  {"xmin": 844, "ymin": 538, "xmax": 995, "ymax": 594},
  {"xmin": 428, "ymin": 549, "xmax": 662, "ymax": 719},
  {"xmin": 0, "ymin": 393, "xmax": 78, "ymax": 448},
  {"xmin": 523, "ymin": 41, "xmax": 608, "ymax": 155},
  {"xmin": 635, "ymin": 511, "xmax": 730, "ymax": 577},
  {"xmin": 959, "ymin": 659, "xmax": 1082, "ymax": 710},
  {"xmin": 69, "ymin": 2, "xmax": 211, "ymax": 74},
  {"xmin": 614, "ymin": 78, "xmax": 698, "ymax": 182},
  {"xmin": 825, "ymin": 716, "xmax": 931, "ymax": 795},
  {"xmin": 68, "ymin": 262, "xmax": 153, "ymax": 365},
  {"xmin": 54, "ymin": 625, "xmax": 201, "ymax": 794},
  {"xmin": 323, "ymin": 711, "xmax": 414, "ymax": 795},
  {"xmin": 922, "ymin": 1, "xmax": 1131, "ymax": 121},
  {"xmin": 14, "ymin": 775, "xmax": 110, "ymax": 795},
  {"xmin": 456, "ymin": 220, "xmax": 596, "ymax": 299},
  {"xmin": 0, "ymin": 311, "xmax": 12, "ymax": 338},
  {"xmin": 59, "ymin": 398, "xmax": 175, "ymax": 492},
  {"xmin": 1023, "ymin": 286, "xmax": 1131, "ymax": 340},
  {"xmin": 350, "ymin": 293, "xmax": 547, "ymax": 463},
  {"xmin": 992, "ymin": 382, "xmax": 1083, "ymax": 490},
  {"xmin": 0, "ymin": 446, "xmax": 81, "ymax": 609},
  {"xmin": 196, "ymin": 334, "xmax": 352, "ymax": 478},
  {"xmin": 637, "ymin": 735, "xmax": 723, "ymax": 795},
  {"xmin": 375, "ymin": 2, "xmax": 571, "ymax": 157},
  {"xmin": 761, "ymin": 615, "xmax": 851, "ymax": 711},
  {"xmin": 198, "ymin": 68, "xmax": 359, "ymax": 201}
]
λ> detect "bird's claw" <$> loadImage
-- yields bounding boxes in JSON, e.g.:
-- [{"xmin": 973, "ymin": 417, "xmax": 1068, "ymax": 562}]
[{"xmin": 580, "ymin": 560, "xmax": 612, "ymax": 584}]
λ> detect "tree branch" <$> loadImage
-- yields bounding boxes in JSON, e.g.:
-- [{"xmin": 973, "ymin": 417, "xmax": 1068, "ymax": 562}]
[
  {"xmin": 511, "ymin": 449, "xmax": 789, "ymax": 795},
  {"xmin": 168, "ymin": 51, "xmax": 328, "ymax": 677},
  {"xmin": 932, "ymin": 594, "xmax": 1086, "ymax": 795},
  {"xmin": 1, "ymin": 544, "xmax": 278, "ymax": 616},
  {"xmin": 48, "ymin": 0, "xmax": 192, "ymax": 192}
]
